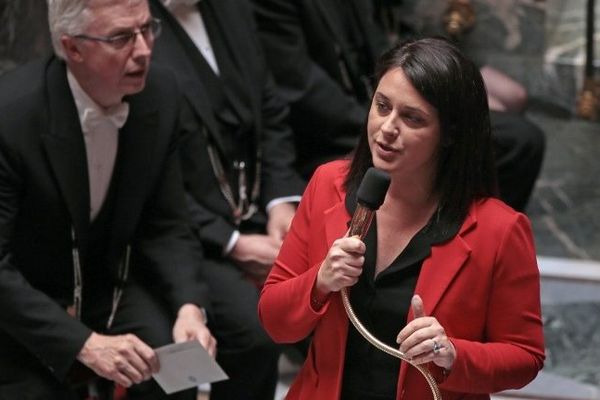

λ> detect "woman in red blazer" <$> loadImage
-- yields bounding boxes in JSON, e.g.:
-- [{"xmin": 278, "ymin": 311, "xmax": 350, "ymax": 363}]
[{"xmin": 258, "ymin": 38, "xmax": 545, "ymax": 399}]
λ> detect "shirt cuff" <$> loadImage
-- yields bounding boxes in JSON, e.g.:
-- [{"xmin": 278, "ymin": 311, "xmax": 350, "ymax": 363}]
[
  {"xmin": 266, "ymin": 196, "xmax": 302, "ymax": 213},
  {"xmin": 223, "ymin": 230, "xmax": 240, "ymax": 256}
]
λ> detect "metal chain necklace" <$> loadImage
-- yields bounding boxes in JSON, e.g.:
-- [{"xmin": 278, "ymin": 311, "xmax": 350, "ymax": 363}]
[
  {"xmin": 69, "ymin": 227, "xmax": 131, "ymax": 330},
  {"xmin": 204, "ymin": 127, "xmax": 261, "ymax": 225}
]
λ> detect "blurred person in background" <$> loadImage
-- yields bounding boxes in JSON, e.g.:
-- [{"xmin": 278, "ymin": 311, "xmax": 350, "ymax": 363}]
[{"xmin": 150, "ymin": 0, "xmax": 305, "ymax": 398}]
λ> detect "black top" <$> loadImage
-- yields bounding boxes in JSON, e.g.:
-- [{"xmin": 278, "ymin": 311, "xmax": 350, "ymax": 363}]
[{"xmin": 340, "ymin": 190, "xmax": 460, "ymax": 399}]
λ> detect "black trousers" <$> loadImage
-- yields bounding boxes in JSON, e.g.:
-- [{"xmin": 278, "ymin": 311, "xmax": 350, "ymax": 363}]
[
  {"xmin": 0, "ymin": 281, "xmax": 196, "ymax": 400},
  {"xmin": 201, "ymin": 258, "xmax": 280, "ymax": 400},
  {"xmin": 490, "ymin": 110, "xmax": 545, "ymax": 212}
]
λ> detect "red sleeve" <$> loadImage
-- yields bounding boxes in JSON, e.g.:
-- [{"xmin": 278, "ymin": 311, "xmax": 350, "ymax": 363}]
[{"xmin": 258, "ymin": 165, "xmax": 333, "ymax": 343}]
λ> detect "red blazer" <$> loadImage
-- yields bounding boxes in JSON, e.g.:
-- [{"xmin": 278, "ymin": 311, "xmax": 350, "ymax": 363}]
[{"xmin": 259, "ymin": 160, "xmax": 545, "ymax": 400}]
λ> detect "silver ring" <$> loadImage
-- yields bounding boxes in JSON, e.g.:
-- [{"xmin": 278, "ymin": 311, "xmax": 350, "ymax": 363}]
[{"xmin": 432, "ymin": 340, "xmax": 442, "ymax": 355}]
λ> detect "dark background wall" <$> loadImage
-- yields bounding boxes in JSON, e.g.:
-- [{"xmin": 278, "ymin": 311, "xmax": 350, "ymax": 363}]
[{"xmin": 0, "ymin": 0, "xmax": 51, "ymax": 74}]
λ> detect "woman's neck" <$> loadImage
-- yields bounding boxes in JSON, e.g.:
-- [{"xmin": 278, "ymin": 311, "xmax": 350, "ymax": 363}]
[
  {"xmin": 374, "ymin": 180, "xmax": 439, "ymax": 275},
  {"xmin": 378, "ymin": 178, "xmax": 439, "ymax": 226}
]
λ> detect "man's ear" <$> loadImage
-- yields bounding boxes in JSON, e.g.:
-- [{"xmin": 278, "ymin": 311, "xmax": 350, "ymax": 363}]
[{"xmin": 61, "ymin": 35, "xmax": 84, "ymax": 63}]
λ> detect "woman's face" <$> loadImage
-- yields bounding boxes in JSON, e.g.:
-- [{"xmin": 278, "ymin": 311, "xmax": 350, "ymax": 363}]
[{"xmin": 367, "ymin": 67, "xmax": 441, "ymax": 182}]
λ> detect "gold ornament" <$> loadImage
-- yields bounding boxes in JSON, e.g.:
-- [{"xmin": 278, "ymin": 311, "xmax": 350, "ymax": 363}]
[
  {"xmin": 576, "ymin": 78, "xmax": 600, "ymax": 121},
  {"xmin": 443, "ymin": 0, "xmax": 476, "ymax": 38}
]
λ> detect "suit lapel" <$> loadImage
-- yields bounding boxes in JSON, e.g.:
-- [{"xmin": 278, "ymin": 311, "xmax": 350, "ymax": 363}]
[
  {"xmin": 312, "ymin": 0, "xmax": 350, "ymax": 51},
  {"xmin": 205, "ymin": 0, "xmax": 262, "ymax": 138},
  {"xmin": 151, "ymin": 0, "xmax": 226, "ymax": 153},
  {"xmin": 105, "ymin": 90, "xmax": 159, "ymax": 266},
  {"xmin": 412, "ymin": 212, "xmax": 476, "ymax": 317},
  {"xmin": 324, "ymin": 202, "xmax": 351, "ymax": 246},
  {"xmin": 323, "ymin": 173, "xmax": 351, "ymax": 246},
  {"xmin": 413, "ymin": 235, "xmax": 472, "ymax": 316},
  {"xmin": 41, "ymin": 58, "xmax": 90, "ymax": 253},
  {"xmin": 399, "ymin": 211, "xmax": 476, "ymax": 388},
  {"xmin": 312, "ymin": 0, "xmax": 366, "ymax": 94},
  {"xmin": 349, "ymin": 0, "xmax": 378, "ymax": 62},
  {"xmin": 208, "ymin": 1, "xmax": 245, "ymax": 77}
]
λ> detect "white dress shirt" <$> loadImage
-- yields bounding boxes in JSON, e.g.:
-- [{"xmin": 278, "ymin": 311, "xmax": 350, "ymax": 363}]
[
  {"xmin": 163, "ymin": 1, "xmax": 220, "ymax": 74},
  {"xmin": 67, "ymin": 70, "xmax": 129, "ymax": 220}
]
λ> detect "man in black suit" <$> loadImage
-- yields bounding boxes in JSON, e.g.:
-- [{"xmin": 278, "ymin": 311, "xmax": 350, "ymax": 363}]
[
  {"xmin": 149, "ymin": 0, "xmax": 305, "ymax": 398},
  {"xmin": 0, "ymin": 0, "xmax": 215, "ymax": 399},
  {"xmin": 253, "ymin": 0, "xmax": 389, "ymax": 179},
  {"xmin": 251, "ymin": 0, "xmax": 545, "ymax": 212}
]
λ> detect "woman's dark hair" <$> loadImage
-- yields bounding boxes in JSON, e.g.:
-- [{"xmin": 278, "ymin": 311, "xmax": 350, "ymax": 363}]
[{"xmin": 344, "ymin": 37, "xmax": 497, "ymax": 225}]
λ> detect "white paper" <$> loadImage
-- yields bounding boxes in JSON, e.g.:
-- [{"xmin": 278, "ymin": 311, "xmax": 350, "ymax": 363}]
[{"xmin": 152, "ymin": 341, "xmax": 228, "ymax": 394}]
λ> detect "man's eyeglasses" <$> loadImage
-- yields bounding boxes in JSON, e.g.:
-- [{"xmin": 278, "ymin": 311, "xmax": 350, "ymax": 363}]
[{"xmin": 74, "ymin": 18, "xmax": 162, "ymax": 50}]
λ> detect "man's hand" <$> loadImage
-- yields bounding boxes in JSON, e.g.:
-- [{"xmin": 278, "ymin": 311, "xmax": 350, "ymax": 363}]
[
  {"xmin": 266, "ymin": 202, "xmax": 296, "ymax": 242},
  {"xmin": 230, "ymin": 234, "xmax": 281, "ymax": 284},
  {"xmin": 77, "ymin": 332, "xmax": 158, "ymax": 388},
  {"xmin": 172, "ymin": 304, "xmax": 217, "ymax": 358}
]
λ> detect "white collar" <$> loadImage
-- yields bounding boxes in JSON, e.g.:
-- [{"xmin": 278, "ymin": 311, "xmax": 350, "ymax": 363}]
[
  {"xmin": 67, "ymin": 69, "xmax": 104, "ymax": 124},
  {"xmin": 67, "ymin": 70, "xmax": 129, "ymax": 132}
]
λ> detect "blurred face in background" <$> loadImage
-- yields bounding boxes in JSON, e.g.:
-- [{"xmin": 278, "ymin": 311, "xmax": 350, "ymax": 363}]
[
  {"xmin": 367, "ymin": 67, "xmax": 441, "ymax": 186},
  {"xmin": 61, "ymin": 0, "xmax": 155, "ymax": 107}
]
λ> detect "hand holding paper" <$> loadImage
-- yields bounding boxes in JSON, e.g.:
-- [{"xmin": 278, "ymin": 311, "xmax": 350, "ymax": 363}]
[{"xmin": 172, "ymin": 304, "xmax": 217, "ymax": 357}]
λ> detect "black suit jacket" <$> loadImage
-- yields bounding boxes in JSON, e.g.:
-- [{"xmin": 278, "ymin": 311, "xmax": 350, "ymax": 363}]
[
  {"xmin": 0, "ymin": 57, "xmax": 208, "ymax": 381},
  {"xmin": 150, "ymin": 0, "xmax": 304, "ymax": 254},
  {"xmin": 251, "ymin": 0, "xmax": 390, "ymax": 176}
]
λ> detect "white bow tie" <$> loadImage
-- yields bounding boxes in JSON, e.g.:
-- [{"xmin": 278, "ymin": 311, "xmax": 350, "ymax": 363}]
[{"xmin": 81, "ymin": 102, "xmax": 130, "ymax": 132}]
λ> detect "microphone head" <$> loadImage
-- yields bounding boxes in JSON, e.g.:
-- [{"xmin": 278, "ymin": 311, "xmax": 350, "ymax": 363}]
[{"xmin": 357, "ymin": 167, "xmax": 391, "ymax": 210}]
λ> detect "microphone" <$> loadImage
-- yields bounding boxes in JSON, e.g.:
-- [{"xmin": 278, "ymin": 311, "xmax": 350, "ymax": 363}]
[
  {"xmin": 341, "ymin": 168, "xmax": 442, "ymax": 400},
  {"xmin": 348, "ymin": 167, "xmax": 391, "ymax": 239}
]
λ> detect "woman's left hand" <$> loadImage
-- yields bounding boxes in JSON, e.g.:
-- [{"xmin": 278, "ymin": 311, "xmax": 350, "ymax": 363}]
[{"xmin": 396, "ymin": 295, "xmax": 456, "ymax": 370}]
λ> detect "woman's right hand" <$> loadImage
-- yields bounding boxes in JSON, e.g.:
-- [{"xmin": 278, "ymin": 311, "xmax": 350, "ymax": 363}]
[{"xmin": 315, "ymin": 236, "xmax": 366, "ymax": 294}]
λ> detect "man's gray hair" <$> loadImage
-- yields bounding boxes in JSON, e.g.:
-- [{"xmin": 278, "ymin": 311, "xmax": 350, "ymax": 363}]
[
  {"xmin": 47, "ymin": 0, "xmax": 94, "ymax": 59},
  {"xmin": 47, "ymin": 0, "xmax": 143, "ymax": 59}
]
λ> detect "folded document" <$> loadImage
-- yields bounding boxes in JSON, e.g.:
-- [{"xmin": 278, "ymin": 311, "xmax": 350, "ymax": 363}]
[{"xmin": 153, "ymin": 341, "xmax": 228, "ymax": 394}]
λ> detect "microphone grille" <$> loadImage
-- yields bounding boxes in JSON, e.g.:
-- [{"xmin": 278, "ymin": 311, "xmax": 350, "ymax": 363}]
[{"xmin": 357, "ymin": 168, "xmax": 391, "ymax": 210}]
